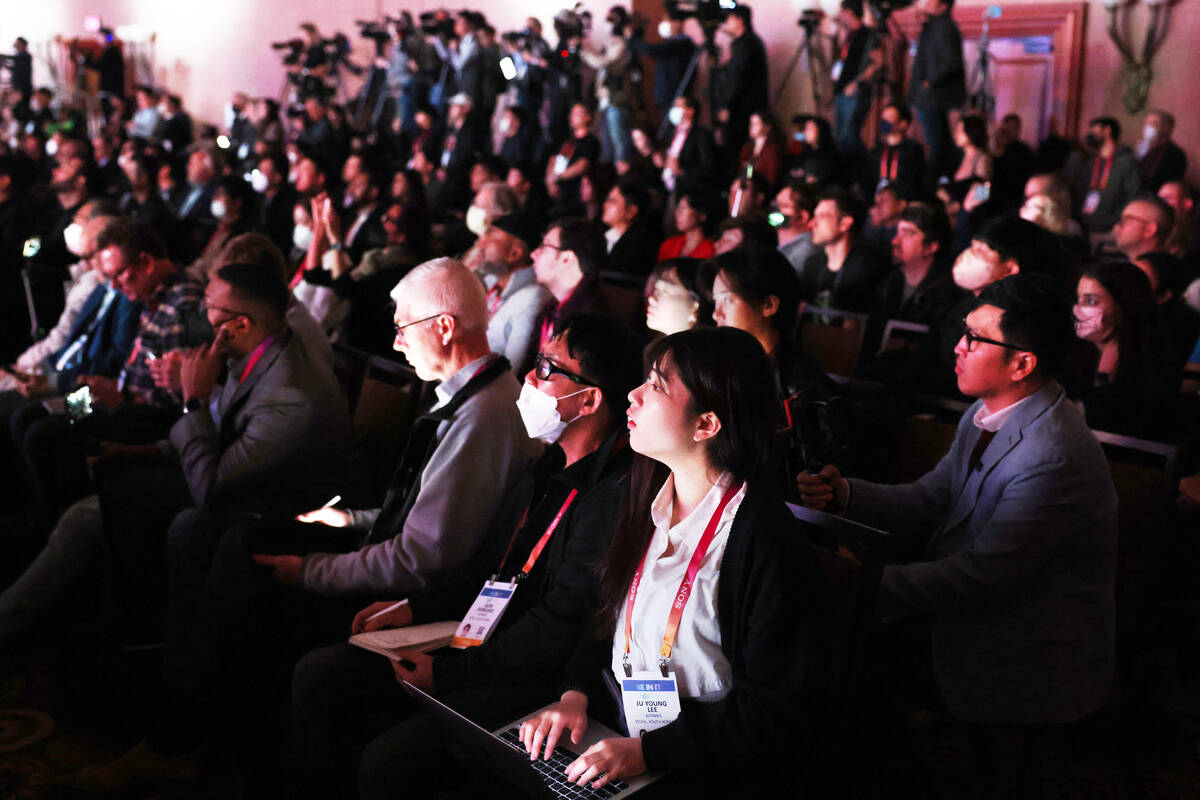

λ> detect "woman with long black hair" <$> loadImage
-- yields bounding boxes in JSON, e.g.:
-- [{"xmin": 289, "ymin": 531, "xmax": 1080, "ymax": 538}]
[{"xmin": 519, "ymin": 326, "xmax": 825, "ymax": 794}]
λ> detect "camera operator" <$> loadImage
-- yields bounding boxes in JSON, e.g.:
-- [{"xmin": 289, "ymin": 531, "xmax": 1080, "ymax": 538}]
[
  {"xmin": 293, "ymin": 22, "xmax": 332, "ymax": 100},
  {"xmin": 580, "ymin": 6, "xmax": 635, "ymax": 166},
  {"xmin": 544, "ymin": 10, "xmax": 588, "ymax": 149},
  {"xmin": 832, "ymin": 0, "xmax": 883, "ymax": 157},
  {"xmin": 626, "ymin": 12, "xmax": 696, "ymax": 124},
  {"xmin": 386, "ymin": 14, "xmax": 440, "ymax": 137},
  {"xmin": 908, "ymin": 0, "xmax": 966, "ymax": 175},
  {"xmin": 714, "ymin": 4, "xmax": 768, "ymax": 168},
  {"xmin": 9, "ymin": 38, "xmax": 33, "ymax": 111},
  {"xmin": 431, "ymin": 12, "xmax": 485, "ymax": 119}
]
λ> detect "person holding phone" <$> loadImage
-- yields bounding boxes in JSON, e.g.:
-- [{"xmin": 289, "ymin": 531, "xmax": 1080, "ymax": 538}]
[{"xmin": 520, "ymin": 327, "xmax": 826, "ymax": 794}]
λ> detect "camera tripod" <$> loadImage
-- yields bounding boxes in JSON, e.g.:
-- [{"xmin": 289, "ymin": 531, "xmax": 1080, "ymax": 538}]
[{"xmin": 774, "ymin": 22, "xmax": 830, "ymax": 111}]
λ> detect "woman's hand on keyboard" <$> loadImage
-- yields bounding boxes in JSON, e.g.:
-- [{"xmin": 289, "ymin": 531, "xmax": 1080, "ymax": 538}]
[
  {"xmin": 566, "ymin": 736, "xmax": 646, "ymax": 789},
  {"xmin": 520, "ymin": 690, "xmax": 589, "ymax": 762}
]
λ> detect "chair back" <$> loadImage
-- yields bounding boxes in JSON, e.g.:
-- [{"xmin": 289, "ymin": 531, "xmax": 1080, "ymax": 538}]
[{"xmin": 799, "ymin": 307, "xmax": 870, "ymax": 377}]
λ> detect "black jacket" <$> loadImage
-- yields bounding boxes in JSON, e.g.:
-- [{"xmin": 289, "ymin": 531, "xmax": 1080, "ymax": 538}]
[
  {"xmin": 715, "ymin": 31, "xmax": 768, "ymax": 121},
  {"xmin": 798, "ymin": 240, "xmax": 890, "ymax": 313},
  {"xmin": 627, "ymin": 35, "xmax": 696, "ymax": 109},
  {"xmin": 908, "ymin": 11, "xmax": 966, "ymax": 111},
  {"xmin": 608, "ymin": 221, "xmax": 663, "ymax": 278},
  {"xmin": 563, "ymin": 492, "xmax": 829, "ymax": 784},
  {"xmin": 431, "ymin": 437, "xmax": 632, "ymax": 694}
]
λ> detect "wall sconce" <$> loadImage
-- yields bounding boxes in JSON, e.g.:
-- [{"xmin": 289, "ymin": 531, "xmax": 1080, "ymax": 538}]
[{"xmin": 1104, "ymin": 0, "xmax": 1175, "ymax": 114}]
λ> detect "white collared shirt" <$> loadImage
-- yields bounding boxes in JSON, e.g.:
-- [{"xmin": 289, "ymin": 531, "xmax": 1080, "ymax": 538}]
[
  {"xmin": 432, "ymin": 354, "xmax": 492, "ymax": 410},
  {"xmin": 611, "ymin": 475, "xmax": 745, "ymax": 701},
  {"xmin": 972, "ymin": 391, "xmax": 1037, "ymax": 432}
]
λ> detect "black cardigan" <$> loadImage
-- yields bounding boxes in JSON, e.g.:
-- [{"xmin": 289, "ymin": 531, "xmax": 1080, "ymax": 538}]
[{"xmin": 564, "ymin": 492, "xmax": 829, "ymax": 781}]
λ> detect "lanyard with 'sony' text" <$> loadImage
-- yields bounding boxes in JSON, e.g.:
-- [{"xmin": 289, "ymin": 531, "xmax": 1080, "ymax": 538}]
[{"xmin": 622, "ymin": 483, "xmax": 739, "ymax": 678}]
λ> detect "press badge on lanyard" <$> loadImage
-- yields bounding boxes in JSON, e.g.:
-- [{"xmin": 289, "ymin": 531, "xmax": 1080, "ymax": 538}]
[
  {"xmin": 619, "ymin": 484, "xmax": 738, "ymax": 736},
  {"xmin": 450, "ymin": 489, "xmax": 579, "ymax": 649}
]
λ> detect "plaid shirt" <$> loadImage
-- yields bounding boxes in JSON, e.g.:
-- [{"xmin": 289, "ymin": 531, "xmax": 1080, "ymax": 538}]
[{"xmin": 119, "ymin": 270, "xmax": 211, "ymax": 407}]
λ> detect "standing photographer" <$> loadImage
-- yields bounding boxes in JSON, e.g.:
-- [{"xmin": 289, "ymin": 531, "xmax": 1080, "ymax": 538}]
[
  {"xmin": 627, "ymin": 12, "xmax": 696, "ymax": 124},
  {"xmin": 832, "ymin": 0, "xmax": 882, "ymax": 156},
  {"xmin": 714, "ymin": 4, "xmax": 768, "ymax": 170},
  {"xmin": 908, "ymin": 0, "xmax": 965, "ymax": 175},
  {"xmin": 581, "ymin": 7, "xmax": 634, "ymax": 166}
]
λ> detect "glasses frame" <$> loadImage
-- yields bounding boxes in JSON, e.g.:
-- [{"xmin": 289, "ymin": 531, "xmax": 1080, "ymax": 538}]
[
  {"xmin": 961, "ymin": 325, "xmax": 1028, "ymax": 353},
  {"xmin": 534, "ymin": 353, "xmax": 600, "ymax": 388},
  {"xmin": 393, "ymin": 312, "xmax": 450, "ymax": 337}
]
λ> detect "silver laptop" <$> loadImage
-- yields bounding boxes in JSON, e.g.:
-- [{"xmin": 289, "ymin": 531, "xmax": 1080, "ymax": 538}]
[{"xmin": 404, "ymin": 682, "xmax": 662, "ymax": 799}]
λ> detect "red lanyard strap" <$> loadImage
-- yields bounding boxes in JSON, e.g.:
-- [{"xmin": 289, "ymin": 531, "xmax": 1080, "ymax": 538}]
[
  {"xmin": 881, "ymin": 148, "xmax": 898, "ymax": 181},
  {"xmin": 239, "ymin": 334, "xmax": 275, "ymax": 384},
  {"xmin": 494, "ymin": 489, "xmax": 578, "ymax": 580},
  {"xmin": 1091, "ymin": 157, "xmax": 1113, "ymax": 191},
  {"xmin": 623, "ymin": 484, "xmax": 739, "ymax": 675}
]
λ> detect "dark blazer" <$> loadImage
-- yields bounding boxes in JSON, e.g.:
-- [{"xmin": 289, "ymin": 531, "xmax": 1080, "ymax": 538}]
[
  {"xmin": 48, "ymin": 284, "xmax": 143, "ymax": 393},
  {"xmin": 609, "ymin": 220, "xmax": 663, "ymax": 277},
  {"xmin": 908, "ymin": 11, "xmax": 966, "ymax": 111},
  {"xmin": 664, "ymin": 125, "xmax": 718, "ymax": 188},
  {"xmin": 168, "ymin": 327, "xmax": 365, "ymax": 514},
  {"xmin": 865, "ymin": 139, "xmax": 927, "ymax": 197},
  {"xmin": 846, "ymin": 382, "xmax": 1118, "ymax": 724}
]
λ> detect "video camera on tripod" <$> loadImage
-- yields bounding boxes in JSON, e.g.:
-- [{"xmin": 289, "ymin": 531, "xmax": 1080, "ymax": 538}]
[
  {"xmin": 553, "ymin": 4, "xmax": 593, "ymax": 41},
  {"xmin": 271, "ymin": 38, "xmax": 306, "ymax": 66},
  {"xmin": 663, "ymin": 0, "xmax": 739, "ymax": 31}
]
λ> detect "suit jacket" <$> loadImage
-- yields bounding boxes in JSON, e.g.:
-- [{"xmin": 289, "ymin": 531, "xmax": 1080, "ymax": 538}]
[
  {"xmin": 666, "ymin": 125, "xmax": 718, "ymax": 188},
  {"xmin": 845, "ymin": 381, "xmax": 1118, "ymax": 724},
  {"xmin": 168, "ymin": 327, "xmax": 365, "ymax": 514}
]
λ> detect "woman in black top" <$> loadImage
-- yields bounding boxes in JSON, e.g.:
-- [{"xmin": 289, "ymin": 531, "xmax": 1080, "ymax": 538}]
[{"xmin": 519, "ymin": 327, "xmax": 826, "ymax": 793}]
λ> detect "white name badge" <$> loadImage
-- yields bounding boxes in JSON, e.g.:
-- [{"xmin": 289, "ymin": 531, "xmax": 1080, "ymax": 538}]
[
  {"xmin": 440, "ymin": 149, "xmax": 452, "ymax": 168},
  {"xmin": 1082, "ymin": 190, "xmax": 1102, "ymax": 215},
  {"xmin": 831, "ymin": 60, "xmax": 844, "ymax": 83},
  {"xmin": 620, "ymin": 671, "xmax": 682, "ymax": 737},
  {"xmin": 553, "ymin": 154, "xmax": 570, "ymax": 175},
  {"xmin": 450, "ymin": 580, "xmax": 517, "ymax": 649}
]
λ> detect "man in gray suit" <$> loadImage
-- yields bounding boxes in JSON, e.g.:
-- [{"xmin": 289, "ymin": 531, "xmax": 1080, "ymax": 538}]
[{"xmin": 800, "ymin": 275, "xmax": 1117, "ymax": 784}]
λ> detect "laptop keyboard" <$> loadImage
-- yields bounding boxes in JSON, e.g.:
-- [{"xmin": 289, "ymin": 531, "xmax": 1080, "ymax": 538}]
[{"xmin": 497, "ymin": 727, "xmax": 630, "ymax": 798}]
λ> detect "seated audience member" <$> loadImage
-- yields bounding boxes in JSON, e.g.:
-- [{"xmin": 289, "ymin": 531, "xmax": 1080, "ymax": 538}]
[
  {"xmin": 433, "ymin": 94, "xmax": 478, "ymax": 211},
  {"xmin": 1073, "ymin": 260, "xmax": 1180, "ymax": 439},
  {"xmin": 937, "ymin": 114, "xmax": 992, "ymax": 218},
  {"xmin": 727, "ymin": 171, "xmax": 769, "ymax": 219},
  {"xmin": 290, "ymin": 315, "xmax": 642, "ymax": 798},
  {"xmin": 495, "ymin": 105, "xmax": 535, "ymax": 170},
  {"xmin": 738, "ymin": 109, "xmax": 784, "ymax": 189},
  {"xmin": 1025, "ymin": 172, "xmax": 1085, "ymax": 237},
  {"xmin": 456, "ymin": 180, "xmax": 519, "ymax": 267},
  {"xmin": 478, "ymin": 212, "xmax": 555, "ymax": 375},
  {"xmin": 714, "ymin": 215, "xmax": 778, "ymax": 256},
  {"xmin": 1019, "ymin": 192, "xmax": 1071, "ymax": 236},
  {"xmin": 864, "ymin": 201, "xmax": 964, "ymax": 356},
  {"xmin": 519, "ymin": 327, "xmax": 825, "ymax": 795},
  {"xmin": 1137, "ymin": 109, "xmax": 1187, "ymax": 193},
  {"xmin": 174, "ymin": 144, "xmax": 223, "ymax": 262},
  {"xmin": 251, "ymin": 151, "xmax": 297, "ymax": 257},
  {"xmin": 0, "ymin": 260, "xmax": 360, "ymax": 645},
  {"xmin": 774, "ymin": 181, "xmax": 817, "ymax": 276},
  {"xmin": 118, "ymin": 152, "xmax": 178, "ymax": 243},
  {"xmin": 1157, "ymin": 180, "xmax": 1198, "ymax": 263},
  {"xmin": 660, "ymin": 95, "xmax": 717, "ymax": 193},
  {"xmin": 861, "ymin": 181, "xmax": 910, "ymax": 254},
  {"xmin": 127, "ymin": 85, "xmax": 163, "ymax": 142},
  {"xmin": 800, "ymin": 274, "xmax": 1117, "ymax": 796},
  {"xmin": 188, "ymin": 175, "xmax": 256, "ymax": 281},
  {"xmin": 657, "ymin": 187, "xmax": 716, "ymax": 262},
  {"xmin": 992, "ymin": 112, "xmax": 1037, "ymax": 212},
  {"xmin": 601, "ymin": 178, "xmax": 661, "ymax": 277},
  {"xmin": 506, "ymin": 163, "xmax": 551, "ymax": 228},
  {"xmin": 646, "ymin": 258, "xmax": 713, "ymax": 335},
  {"xmin": 1070, "ymin": 116, "xmax": 1141, "ymax": 234},
  {"xmin": 532, "ymin": 218, "xmax": 611, "ymax": 344},
  {"xmin": 11, "ymin": 218, "xmax": 210, "ymax": 518},
  {"xmin": 546, "ymin": 103, "xmax": 600, "ymax": 218},
  {"xmin": 799, "ymin": 188, "xmax": 889, "ymax": 312},
  {"xmin": 906, "ymin": 215, "xmax": 1067, "ymax": 397},
  {"xmin": 1110, "ymin": 193, "xmax": 1174, "ymax": 262},
  {"xmin": 333, "ymin": 167, "xmax": 388, "ymax": 266},
  {"xmin": 865, "ymin": 103, "xmax": 925, "ymax": 199},
  {"xmin": 790, "ymin": 115, "xmax": 840, "ymax": 186},
  {"xmin": 1133, "ymin": 251, "xmax": 1200, "ymax": 363},
  {"xmin": 708, "ymin": 245, "xmax": 836, "ymax": 492}
]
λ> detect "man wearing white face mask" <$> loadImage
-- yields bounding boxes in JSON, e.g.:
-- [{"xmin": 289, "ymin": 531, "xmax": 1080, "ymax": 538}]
[
  {"xmin": 252, "ymin": 152, "xmax": 297, "ymax": 257},
  {"xmin": 1136, "ymin": 109, "xmax": 1187, "ymax": 193},
  {"xmin": 628, "ymin": 13, "xmax": 696, "ymax": 122}
]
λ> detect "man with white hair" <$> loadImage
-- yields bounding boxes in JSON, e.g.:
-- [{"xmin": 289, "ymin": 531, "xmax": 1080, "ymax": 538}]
[{"xmin": 252, "ymin": 256, "xmax": 542, "ymax": 595}]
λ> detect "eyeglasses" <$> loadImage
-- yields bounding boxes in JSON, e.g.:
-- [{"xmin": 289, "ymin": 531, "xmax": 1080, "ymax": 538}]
[
  {"xmin": 393, "ymin": 312, "xmax": 449, "ymax": 337},
  {"xmin": 1117, "ymin": 213, "xmax": 1153, "ymax": 227},
  {"xmin": 961, "ymin": 325, "xmax": 1028, "ymax": 353},
  {"xmin": 535, "ymin": 239, "xmax": 564, "ymax": 253},
  {"xmin": 534, "ymin": 353, "xmax": 599, "ymax": 388}
]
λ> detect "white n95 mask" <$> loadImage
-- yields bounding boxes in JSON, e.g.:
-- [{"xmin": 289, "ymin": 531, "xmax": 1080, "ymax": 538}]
[{"xmin": 515, "ymin": 382, "xmax": 588, "ymax": 443}]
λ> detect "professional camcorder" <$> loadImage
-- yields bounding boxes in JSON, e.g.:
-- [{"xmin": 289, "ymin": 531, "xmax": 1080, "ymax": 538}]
[
  {"xmin": 553, "ymin": 5, "xmax": 593, "ymax": 40},
  {"xmin": 662, "ymin": 0, "xmax": 737, "ymax": 29}
]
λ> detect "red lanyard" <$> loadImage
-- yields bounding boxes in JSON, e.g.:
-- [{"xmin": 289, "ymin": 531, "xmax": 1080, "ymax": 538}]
[
  {"xmin": 1091, "ymin": 157, "xmax": 1113, "ymax": 191},
  {"xmin": 494, "ymin": 489, "xmax": 579, "ymax": 580},
  {"xmin": 126, "ymin": 338, "xmax": 142, "ymax": 365},
  {"xmin": 238, "ymin": 335, "xmax": 275, "ymax": 384},
  {"xmin": 623, "ymin": 484, "xmax": 739, "ymax": 674},
  {"xmin": 881, "ymin": 148, "xmax": 898, "ymax": 181}
]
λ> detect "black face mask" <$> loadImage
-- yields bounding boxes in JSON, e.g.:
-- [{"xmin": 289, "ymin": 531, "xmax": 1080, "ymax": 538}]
[
  {"xmin": 1084, "ymin": 133, "xmax": 1102, "ymax": 150},
  {"xmin": 879, "ymin": 120, "xmax": 894, "ymax": 137}
]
